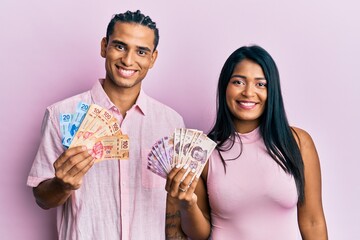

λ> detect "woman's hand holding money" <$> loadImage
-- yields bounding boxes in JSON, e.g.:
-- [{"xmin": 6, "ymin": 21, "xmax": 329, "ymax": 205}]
[
  {"xmin": 154, "ymin": 128, "xmax": 214, "ymax": 238},
  {"xmin": 165, "ymin": 164, "xmax": 199, "ymax": 207},
  {"xmin": 165, "ymin": 164, "xmax": 211, "ymax": 239}
]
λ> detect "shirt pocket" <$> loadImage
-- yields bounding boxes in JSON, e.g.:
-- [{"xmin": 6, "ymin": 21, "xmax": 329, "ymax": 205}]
[{"xmin": 141, "ymin": 148, "xmax": 166, "ymax": 189}]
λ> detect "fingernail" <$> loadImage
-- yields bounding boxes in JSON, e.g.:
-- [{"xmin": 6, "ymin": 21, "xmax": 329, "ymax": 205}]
[
  {"xmin": 88, "ymin": 149, "xmax": 93, "ymax": 155},
  {"xmin": 191, "ymin": 168, "xmax": 196, "ymax": 173},
  {"xmin": 183, "ymin": 164, "xmax": 189, "ymax": 170},
  {"xmin": 82, "ymin": 146, "xmax": 87, "ymax": 151},
  {"xmin": 175, "ymin": 164, "xmax": 181, "ymax": 168}
]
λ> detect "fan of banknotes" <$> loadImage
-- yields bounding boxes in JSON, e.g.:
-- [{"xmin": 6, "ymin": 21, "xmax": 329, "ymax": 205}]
[
  {"xmin": 147, "ymin": 128, "xmax": 217, "ymax": 178},
  {"xmin": 60, "ymin": 102, "xmax": 129, "ymax": 162}
]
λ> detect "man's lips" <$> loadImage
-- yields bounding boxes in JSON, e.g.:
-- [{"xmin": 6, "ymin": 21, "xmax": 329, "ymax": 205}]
[{"xmin": 116, "ymin": 66, "xmax": 137, "ymax": 78}]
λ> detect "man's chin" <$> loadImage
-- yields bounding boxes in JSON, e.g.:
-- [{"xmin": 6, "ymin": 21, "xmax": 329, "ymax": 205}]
[{"xmin": 112, "ymin": 79, "xmax": 142, "ymax": 89}]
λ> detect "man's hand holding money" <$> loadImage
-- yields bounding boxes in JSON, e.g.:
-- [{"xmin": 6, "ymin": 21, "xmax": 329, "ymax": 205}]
[{"xmin": 53, "ymin": 146, "xmax": 95, "ymax": 191}]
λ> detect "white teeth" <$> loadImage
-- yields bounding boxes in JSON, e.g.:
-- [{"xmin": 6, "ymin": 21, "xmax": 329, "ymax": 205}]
[
  {"xmin": 239, "ymin": 102, "xmax": 255, "ymax": 106},
  {"xmin": 120, "ymin": 69, "xmax": 135, "ymax": 76}
]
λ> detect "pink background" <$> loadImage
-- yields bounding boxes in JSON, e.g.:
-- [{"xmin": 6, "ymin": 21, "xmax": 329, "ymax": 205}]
[{"xmin": 1, "ymin": 0, "xmax": 359, "ymax": 239}]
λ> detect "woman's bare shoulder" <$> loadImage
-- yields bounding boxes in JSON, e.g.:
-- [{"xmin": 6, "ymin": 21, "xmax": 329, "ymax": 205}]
[{"xmin": 290, "ymin": 126, "xmax": 314, "ymax": 149}]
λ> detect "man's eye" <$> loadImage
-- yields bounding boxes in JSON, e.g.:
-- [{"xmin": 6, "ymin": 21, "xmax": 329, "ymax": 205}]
[
  {"xmin": 115, "ymin": 45, "xmax": 125, "ymax": 50},
  {"xmin": 138, "ymin": 50, "xmax": 146, "ymax": 56}
]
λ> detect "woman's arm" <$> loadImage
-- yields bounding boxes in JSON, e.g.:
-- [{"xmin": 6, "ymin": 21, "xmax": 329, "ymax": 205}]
[
  {"xmin": 165, "ymin": 195, "xmax": 188, "ymax": 239},
  {"xmin": 293, "ymin": 127, "xmax": 328, "ymax": 240},
  {"xmin": 165, "ymin": 163, "xmax": 211, "ymax": 240}
]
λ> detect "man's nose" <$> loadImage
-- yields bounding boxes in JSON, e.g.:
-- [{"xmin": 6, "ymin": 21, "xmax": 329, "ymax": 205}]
[{"xmin": 121, "ymin": 51, "xmax": 134, "ymax": 66}]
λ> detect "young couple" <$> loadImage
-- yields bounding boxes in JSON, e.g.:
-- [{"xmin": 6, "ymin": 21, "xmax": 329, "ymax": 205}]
[{"xmin": 27, "ymin": 10, "xmax": 328, "ymax": 240}]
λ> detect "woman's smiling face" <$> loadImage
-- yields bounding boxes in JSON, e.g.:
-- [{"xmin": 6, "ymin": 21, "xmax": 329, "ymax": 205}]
[{"xmin": 226, "ymin": 58, "xmax": 267, "ymax": 133}]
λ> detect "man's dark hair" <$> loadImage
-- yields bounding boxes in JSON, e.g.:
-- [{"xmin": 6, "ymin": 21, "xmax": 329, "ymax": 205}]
[{"xmin": 106, "ymin": 10, "xmax": 159, "ymax": 51}]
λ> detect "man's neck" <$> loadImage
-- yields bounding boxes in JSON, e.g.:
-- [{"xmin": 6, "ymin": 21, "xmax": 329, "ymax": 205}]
[{"xmin": 102, "ymin": 80, "xmax": 141, "ymax": 116}]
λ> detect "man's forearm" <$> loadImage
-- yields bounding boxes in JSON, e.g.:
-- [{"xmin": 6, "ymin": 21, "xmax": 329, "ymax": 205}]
[{"xmin": 33, "ymin": 178, "xmax": 73, "ymax": 209}]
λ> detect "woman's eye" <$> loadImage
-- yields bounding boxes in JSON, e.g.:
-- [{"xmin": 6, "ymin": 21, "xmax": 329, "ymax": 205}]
[
  {"xmin": 232, "ymin": 80, "xmax": 245, "ymax": 85},
  {"xmin": 257, "ymin": 82, "xmax": 267, "ymax": 87}
]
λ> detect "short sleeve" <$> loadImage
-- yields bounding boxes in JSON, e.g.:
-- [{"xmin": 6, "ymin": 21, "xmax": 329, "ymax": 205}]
[{"xmin": 27, "ymin": 107, "xmax": 64, "ymax": 187}]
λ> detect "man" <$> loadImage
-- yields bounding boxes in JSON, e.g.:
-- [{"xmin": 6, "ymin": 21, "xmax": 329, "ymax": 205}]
[{"xmin": 27, "ymin": 10, "xmax": 184, "ymax": 239}]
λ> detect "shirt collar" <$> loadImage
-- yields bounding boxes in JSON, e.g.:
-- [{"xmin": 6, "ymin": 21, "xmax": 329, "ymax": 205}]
[
  {"xmin": 90, "ymin": 79, "xmax": 147, "ymax": 115},
  {"xmin": 135, "ymin": 89, "xmax": 147, "ymax": 115}
]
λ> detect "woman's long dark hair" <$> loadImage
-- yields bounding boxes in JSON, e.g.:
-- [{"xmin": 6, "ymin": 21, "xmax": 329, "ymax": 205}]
[{"xmin": 208, "ymin": 45, "xmax": 305, "ymax": 203}]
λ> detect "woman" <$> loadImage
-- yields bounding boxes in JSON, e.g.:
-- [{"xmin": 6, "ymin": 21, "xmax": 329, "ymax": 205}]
[{"xmin": 165, "ymin": 45, "xmax": 328, "ymax": 239}]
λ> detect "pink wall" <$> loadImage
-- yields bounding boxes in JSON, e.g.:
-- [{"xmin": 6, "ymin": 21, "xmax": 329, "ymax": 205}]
[{"xmin": 1, "ymin": 0, "xmax": 359, "ymax": 239}]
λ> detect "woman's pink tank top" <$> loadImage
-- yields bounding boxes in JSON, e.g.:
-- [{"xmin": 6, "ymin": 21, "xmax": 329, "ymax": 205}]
[{"xmin": 207, "ymin": 127, "xmax": 299, "ymax": 239}]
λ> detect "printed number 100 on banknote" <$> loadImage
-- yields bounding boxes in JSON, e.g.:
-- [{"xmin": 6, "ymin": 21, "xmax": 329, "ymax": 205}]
[{"xmin": 60, "ymin": 102, "xmax": 130, "ymax": 162}]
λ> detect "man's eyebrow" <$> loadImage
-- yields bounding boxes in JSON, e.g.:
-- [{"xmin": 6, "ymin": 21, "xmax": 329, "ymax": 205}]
[
  {"xmin": 111, "ymin": 40, "xmax": 152, "ymax": 52},
  {"xmin": 111, "ymin": 40, "xmax": 127, "ymax": 46},
  {"xmin": 137, "ymin": 46, "xmax": 152, "ymax": 52}
]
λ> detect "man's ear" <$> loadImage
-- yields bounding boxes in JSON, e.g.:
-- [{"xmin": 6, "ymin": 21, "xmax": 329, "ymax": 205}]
[
  {"xmin": 100, "ymin": 37, "xmax": 107, "ymax": 58},
  {"xmin": 149, "ymin": 50, "xmax": 158, "ymax": 69}
]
